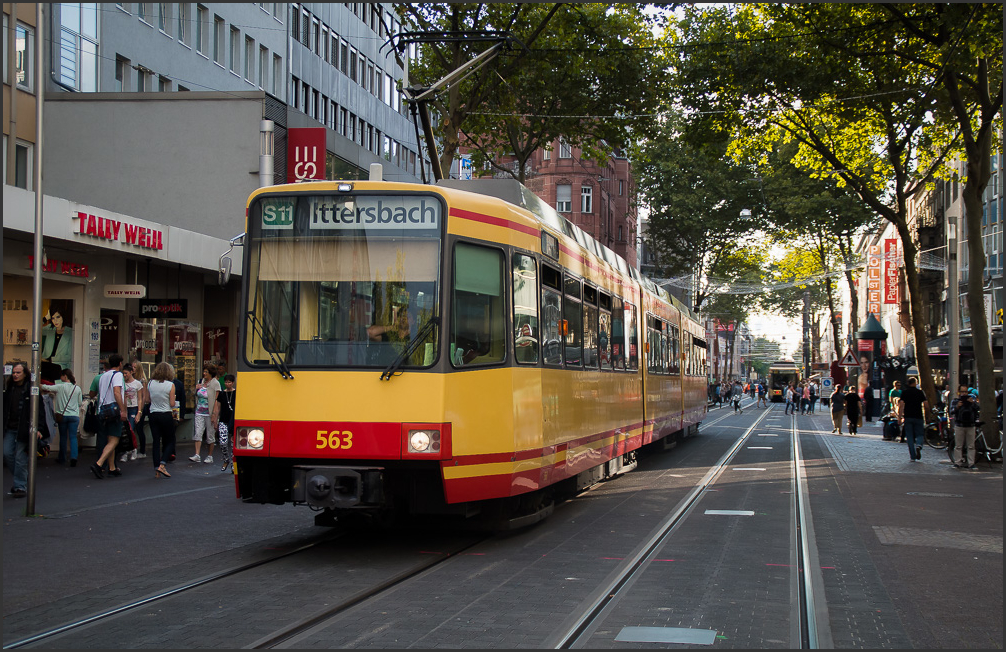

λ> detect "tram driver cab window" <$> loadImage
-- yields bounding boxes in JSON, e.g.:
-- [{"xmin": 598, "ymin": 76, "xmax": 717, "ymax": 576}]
[{"xmin": 451, "ymin": 243, "xmax": 506, "ymax": 366}]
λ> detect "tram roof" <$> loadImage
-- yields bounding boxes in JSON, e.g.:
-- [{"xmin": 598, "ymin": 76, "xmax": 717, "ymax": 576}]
[{"xmin": 437, "ymin": 179, "xmax": 699, "ymax": 323}]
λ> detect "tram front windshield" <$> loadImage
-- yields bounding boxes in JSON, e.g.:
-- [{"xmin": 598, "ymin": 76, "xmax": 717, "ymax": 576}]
[{"xmin": 244, "ymin": 193, "xmax": 442, "ymax": 369}]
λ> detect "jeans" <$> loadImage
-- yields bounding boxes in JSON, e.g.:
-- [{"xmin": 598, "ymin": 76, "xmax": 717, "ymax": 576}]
[
  {"xmin": 149, "ymin": 411, "xmax": 175, "ymax": 468},
  {"xmin": 785, "ymin": 400, "xmax": 795, "ymax": 415},
  {"xmin": 3, "ymin": 428, "xmax": 29, "ymax": 491},
  {"xmin": 57, "ymin": 416, "xmax": 79, "ymax": 462},
  {"xmin": 903, "ymin": 418, "xmax": 925, "ymax": 460}
]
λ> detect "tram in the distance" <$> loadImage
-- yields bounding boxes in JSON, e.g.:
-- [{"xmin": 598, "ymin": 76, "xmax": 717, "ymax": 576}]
[
  {"xmin": 229, "ymin": 172, "xmax": 708, "ymax": 527},
  {"xmin": 767, "ymin": 361, "xmax": 801, "ymax": 402}
]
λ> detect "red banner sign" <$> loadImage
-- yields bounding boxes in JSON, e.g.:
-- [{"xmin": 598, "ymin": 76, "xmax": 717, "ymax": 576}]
[
  {"xmin": 287, "ymin": 128, "xmax": 327, "ymax": 183},
  {"xmin": 866, "ymin": 244, "xmax": 882, "ymax": 315},
  {"xmin": 884, "ymin": 239, "xmax": 898, "ymax": 304}
]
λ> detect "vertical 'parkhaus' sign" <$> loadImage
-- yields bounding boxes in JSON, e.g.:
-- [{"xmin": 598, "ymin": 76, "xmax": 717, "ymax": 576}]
[{"xmin": 308, "ymin": 197, "xmax": 440, "ymax": 230}]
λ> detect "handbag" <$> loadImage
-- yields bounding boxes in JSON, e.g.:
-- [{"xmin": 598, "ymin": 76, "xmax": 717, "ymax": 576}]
[
  {"xmin": 97, "ymin": 371, "xmax": 121, "ymax": 425},
  {"xmin": 83, "ymin": 400, "xmax": 99, "ymax": 433},
  {"xmin": 54, "ymin": 386, "xmax": 79, "ymax": 424},
  {"xmin": 116, "ymin": 421, "xmax": 137, "ymax": 453}
]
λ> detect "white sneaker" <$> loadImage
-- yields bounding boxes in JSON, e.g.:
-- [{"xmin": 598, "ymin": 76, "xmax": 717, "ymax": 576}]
[
  {"xmin": 130, "ymin": 449, "xmax": 138, "ymax": 461},
  {"xmin": 203, "ymin": 455, "xmax": 214, "ymax": 464},
  {"xmin": 188, "ymin": 454, "xmax": 201, "ymax": 463},
  {"xmin": 135, "ymin": 452, "xmax": 146, "ymax": 459},
  {"xmin": 120, "ymin": 453, "xmax": 130, "ymax": 463}
]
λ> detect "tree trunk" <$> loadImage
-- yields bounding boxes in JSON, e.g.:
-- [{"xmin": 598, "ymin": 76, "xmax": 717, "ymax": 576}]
[
  {"xmin": 961, "ymin": 177, "xmax": 999, "ymax": 446},
  {"xmin": 895, "ymin": 219, "xmax": 939, "ymax": 412}
]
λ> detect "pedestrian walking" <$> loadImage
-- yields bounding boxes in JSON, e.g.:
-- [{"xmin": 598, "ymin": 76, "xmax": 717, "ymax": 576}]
[
  {"xmin": 897, "ymin": 377, "xmax": 929, "ymax": 462},
  {"xmin": 808, "ymin": 381, "xmax": 818, "ymax": 414},
  {"xmin": 130, "ymin": 359, "xmax": 151, "ymax": 461},
  {"xmin": 951, "ymin": 385, "xmax": 978, "ymax": 469},
  {"xmin": 146, "ymin": 362, "xmax": 177, "ymax": 478},
  {"xmin": 844, "ymin": 386, "xmax": 862, "ymax": 436},
  {"xmin": 91, "ymin": 354, "xmax": 127, "ymax": 479},
  {"xmin": 189, "ymin": 364, "xmax": 221, "ymax": 464},
  {"xmin": 211, "ymin": 374, "xmax": 236, "ymax": 472},
  {"xmin": 40, "ymin": 368, "xmax": 82, "ymax": 466},
  {"xmin": 732, "ymin": 380, "xmax": 744, "ymax": 414},
  {"xmin": 757, "ymin": 382, "xmax": 767, "ymax": 408},
  {"xmin": 785, "ymin": 384, "xmax": 797, "ymax": 415},
  {"xmin": 830, "ymin": 385, "xmax": 846, "ymax": 433},
  {"xmin": 119, "ymin": 363, "xmax": 146, "ymax": 463},
  {"xmin": 3, "ymin": 362, "xmax": 42, "ymax": 497}
]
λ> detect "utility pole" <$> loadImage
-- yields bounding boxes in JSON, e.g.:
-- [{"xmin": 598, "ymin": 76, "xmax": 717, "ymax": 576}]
[
  {"xmin": 948, "ymin": 213, "xmax": 959, "ymax": 396},
  {"xmin": 27, "ymin": 2, "xmax": 44, "ymax": 516},
  {"xmin": 802, "ymin": 290, "xmax": 811, "ymax": 381}
]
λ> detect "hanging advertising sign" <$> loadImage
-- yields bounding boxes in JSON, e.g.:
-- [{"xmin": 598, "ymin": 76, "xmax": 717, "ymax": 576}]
[
  {"xmin": 104, "ymin": 284, "xmax": 146, "ymax": 298},
  {"xmin": 287, "ymin": 128, "xmax": 327, "ymax": 183},
  {"xmin": 866, "ymin": 244, "xmax": 882, "ymax": 315},
  {"xmin": 884, "ymin": 239, "xmax": 898, "ymax": 304}
]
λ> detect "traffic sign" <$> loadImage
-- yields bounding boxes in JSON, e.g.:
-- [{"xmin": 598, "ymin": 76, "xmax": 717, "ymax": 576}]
[
  {"xmin": 821, "ymin": 377, "xmax": 833, "ymax": 389},
  {"xmin": 839, "ymin": 348, "xmax": 860, "ymax": 366}
]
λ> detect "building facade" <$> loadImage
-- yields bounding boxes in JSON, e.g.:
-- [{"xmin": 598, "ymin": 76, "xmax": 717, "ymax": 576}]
[{"xmin": 3, "ymin": 3, "xmax": 424, "ymax": 451}]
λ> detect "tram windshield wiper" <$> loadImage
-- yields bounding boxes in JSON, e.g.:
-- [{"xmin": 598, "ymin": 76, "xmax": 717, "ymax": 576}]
[
  {"xmin": 245, "ymin": 311, "xmax": 294, "ymax": 379},
  {"xmin": 380, "ymin": 316, "xmax": 439, "ymax": 381}
]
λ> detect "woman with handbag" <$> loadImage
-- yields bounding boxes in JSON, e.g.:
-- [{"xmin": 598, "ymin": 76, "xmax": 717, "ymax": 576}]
[
  {"xmin": 41, "ymin": 368, "xmax": 83, "ymax": 466},
  {"xmin": 147, "ymin": 361, "xmax": 178, "ymax": 478}
]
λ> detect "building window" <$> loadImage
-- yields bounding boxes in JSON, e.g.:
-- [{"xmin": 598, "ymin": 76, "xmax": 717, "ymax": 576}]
[
  {"xmin": 244, "ymin": 36, "xmax": 254, "ymax": 81},
  {"xmin": 196, "ymin": 5, "xmax": 208, "ymax": 54},
  {"xmin": 230, "ymin": 26, "xmax": 240, "ymax": 73},
  {"xmin": 159, "ymin": 75, "xmax": 171, "ymax": 91},
  {"xmin": 542, "ymin": 147, "xmax": 550, "ymax": 161},
  {"xmin": 619, "ymin": 179, "xmax": 624, "ymax": 196},
  {"xmin": 115, "ymin": 55, "xmax": 130, "ymax": 91},
  {"xmin": 12, "ymin": 141, "xmax": 33, "ymax": 190},
  {"xmin": 272, "ymin": 54, "xmax": 282, "ymax": 97},
  {"xmin": 14, "ymin": 22, "xmax": 35, "ymax": 91},
  {"xmin": 557, "ymin": 184, "xmax": 572, "ymax": 213},
  {"xmin": 559, "ymin": 139, "xmax": 571, "ymax": 159},
  {"xmin": 581, "ymin": 185, "xmax": 593, "ymax": 213},
  {"xmin": 57, "ymin": 4, "xmax": 99, "ymax": 92},
  {"xmin": 213, "ymin": 15, "xmax": 224, "ymax": 64},
  {"xmin": 178, "ymin": 3, "xmax": 189, "ymax": 45},
  {"xmin": 290, "ymin": 4, "xmax": 299, "ymax": 42},
  {"xmin": 158, "ymin": 2, "xmax": 171, "ymax": 33},
  {"xmin": 618, "ymin": 225, "xmax": 624, "ymax": 242},
  {"xmin": 258, "ymin": 46, "xmax": 268, "ymax": 89}
]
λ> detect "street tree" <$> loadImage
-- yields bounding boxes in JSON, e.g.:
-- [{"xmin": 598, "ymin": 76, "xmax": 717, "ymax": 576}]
[
  {"xmin": 634, "ymin": 115, "xmax": 763, "ymax": 310},
  {"xmin": 396, "ymin": 4, "xmax": 664, "ymax": 183},
  {"xmin": 666, "ymin": 3, "xmax": 1002, "ymax": 413}
]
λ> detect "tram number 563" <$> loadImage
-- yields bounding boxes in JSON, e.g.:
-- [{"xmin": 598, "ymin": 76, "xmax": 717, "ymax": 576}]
[{"xmin": 316, "ymin": 430, "xmax": 353, "ymax": 450}]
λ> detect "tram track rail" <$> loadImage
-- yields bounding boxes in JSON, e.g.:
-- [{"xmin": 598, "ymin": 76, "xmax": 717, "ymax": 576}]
[
  {"xmin": 549, "ymin": 403, "xmax": 832, "ymax": 649},
  {"xmin": 2, "ymin": 530, "xmax": 346, "ymax": 650}
]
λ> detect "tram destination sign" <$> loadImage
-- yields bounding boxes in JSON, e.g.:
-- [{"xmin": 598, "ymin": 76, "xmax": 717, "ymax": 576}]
[{"xmin": 311, "ymin": 196, "xmax": 440, "ymax": 231}]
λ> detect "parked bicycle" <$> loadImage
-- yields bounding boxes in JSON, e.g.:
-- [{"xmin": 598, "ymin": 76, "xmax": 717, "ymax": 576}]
[
  {"xmin": 972, "ymin": 419, "xmax": 1004, "ymax": 467},
  {"xmin": 923, "ymin": 407, "xmax": 954, "ymax": 460}
]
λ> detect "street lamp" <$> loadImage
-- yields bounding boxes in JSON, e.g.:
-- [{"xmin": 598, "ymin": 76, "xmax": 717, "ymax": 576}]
[{"xmin": 948, "ymin": 216, "xmax": 959, "ymax": 397}]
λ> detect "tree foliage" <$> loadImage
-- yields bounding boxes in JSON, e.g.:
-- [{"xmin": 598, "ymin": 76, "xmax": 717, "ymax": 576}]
[
  {"xmin": 397, "ymin": 4, "xmax": 665, "ymax": 181},
  {"xmin": 664, "ymin": 2, "xmax": 1002, "ymax": 413}
]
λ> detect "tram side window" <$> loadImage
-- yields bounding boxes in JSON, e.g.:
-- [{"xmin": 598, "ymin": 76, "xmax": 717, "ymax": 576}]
[
  {"xmin": 610, "ymin": 296, "xmax": 626, "ymax": 370},
  {"xmin": 451, "ymin": 243, "xmax": 505, "ymax": 366},
  {"xmin": 668, "ymin": 324, "xmax": 680, "ymax": 374},
  {"xmin": 583, "ymin": 286, "xmax": 598, "ymax": 370},
  {"xmin": 563, "ymin": 276, "xmax": 582, "ymax": 367},
  {"xmin": 598, "ymin": 292, "xmax": 612, "ymax": 370},
  {"xmin": 541, "ymin": 264, "xmax": 563, "ymax": 366},
  {"xmin": 512, "ymin": 253, "xmax": 539, "ymax": 364},
  {"xmin": 626, "ymin": 302, "xmax": 639, "ymax": 371},
  {"xmin": 646, "ymin": 315, "xmax": 662, "ymax": 374}
]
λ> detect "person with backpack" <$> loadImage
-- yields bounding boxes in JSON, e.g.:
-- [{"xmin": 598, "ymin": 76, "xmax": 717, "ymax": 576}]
[
  {"xmin": 951, "ymin": 385, "xmax": 978, "ymax": 469},
  {"xmin": 830, "ymin": 385, "xmax": 846, "ymax": 433}
]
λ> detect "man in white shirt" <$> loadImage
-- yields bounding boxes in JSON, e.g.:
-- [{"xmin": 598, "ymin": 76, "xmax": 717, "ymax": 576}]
[{"xmin": 91, "ymin": 354, "xmax": 127, "ymax": 478}]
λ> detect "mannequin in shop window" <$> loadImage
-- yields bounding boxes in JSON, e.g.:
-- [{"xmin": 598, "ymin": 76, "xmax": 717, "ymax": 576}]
[{"xmin": 41, "ymin": 300, "xmax": 74, "ymax": 381}]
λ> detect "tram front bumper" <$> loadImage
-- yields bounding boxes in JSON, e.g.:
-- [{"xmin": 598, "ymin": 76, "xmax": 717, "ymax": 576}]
[{"xmin": 291, "ymin": 465, "xmax": 384, "ymax": 509}]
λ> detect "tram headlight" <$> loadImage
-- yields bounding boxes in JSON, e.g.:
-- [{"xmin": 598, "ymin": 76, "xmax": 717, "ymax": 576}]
[
  {"xmin": 408, "ymin": 429, "xmax": 440, "ymax": 454},
  {"xmin": 237, "ymin": 427, "xmax": 266, "ymax": 450}
]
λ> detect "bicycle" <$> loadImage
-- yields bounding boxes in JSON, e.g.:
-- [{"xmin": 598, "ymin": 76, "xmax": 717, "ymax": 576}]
[
  {"xmin": 923, "ymin": 407, "xmax": 953, "ymax": 453},
  {"xmin": 972, "ymin": 419, "xmax": 1004, "ymax": 468}
]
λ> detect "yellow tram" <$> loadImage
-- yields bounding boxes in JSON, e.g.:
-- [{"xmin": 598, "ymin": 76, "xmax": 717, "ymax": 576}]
[{"xmin": 231, "ymin": 175, "xmax": 708, "ymax": 525}]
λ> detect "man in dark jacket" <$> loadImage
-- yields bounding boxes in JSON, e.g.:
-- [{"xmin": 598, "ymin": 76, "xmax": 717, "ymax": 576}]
[{"xmin": 3, "ymin": 362, "xmax": 42, "ymax": 497}]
